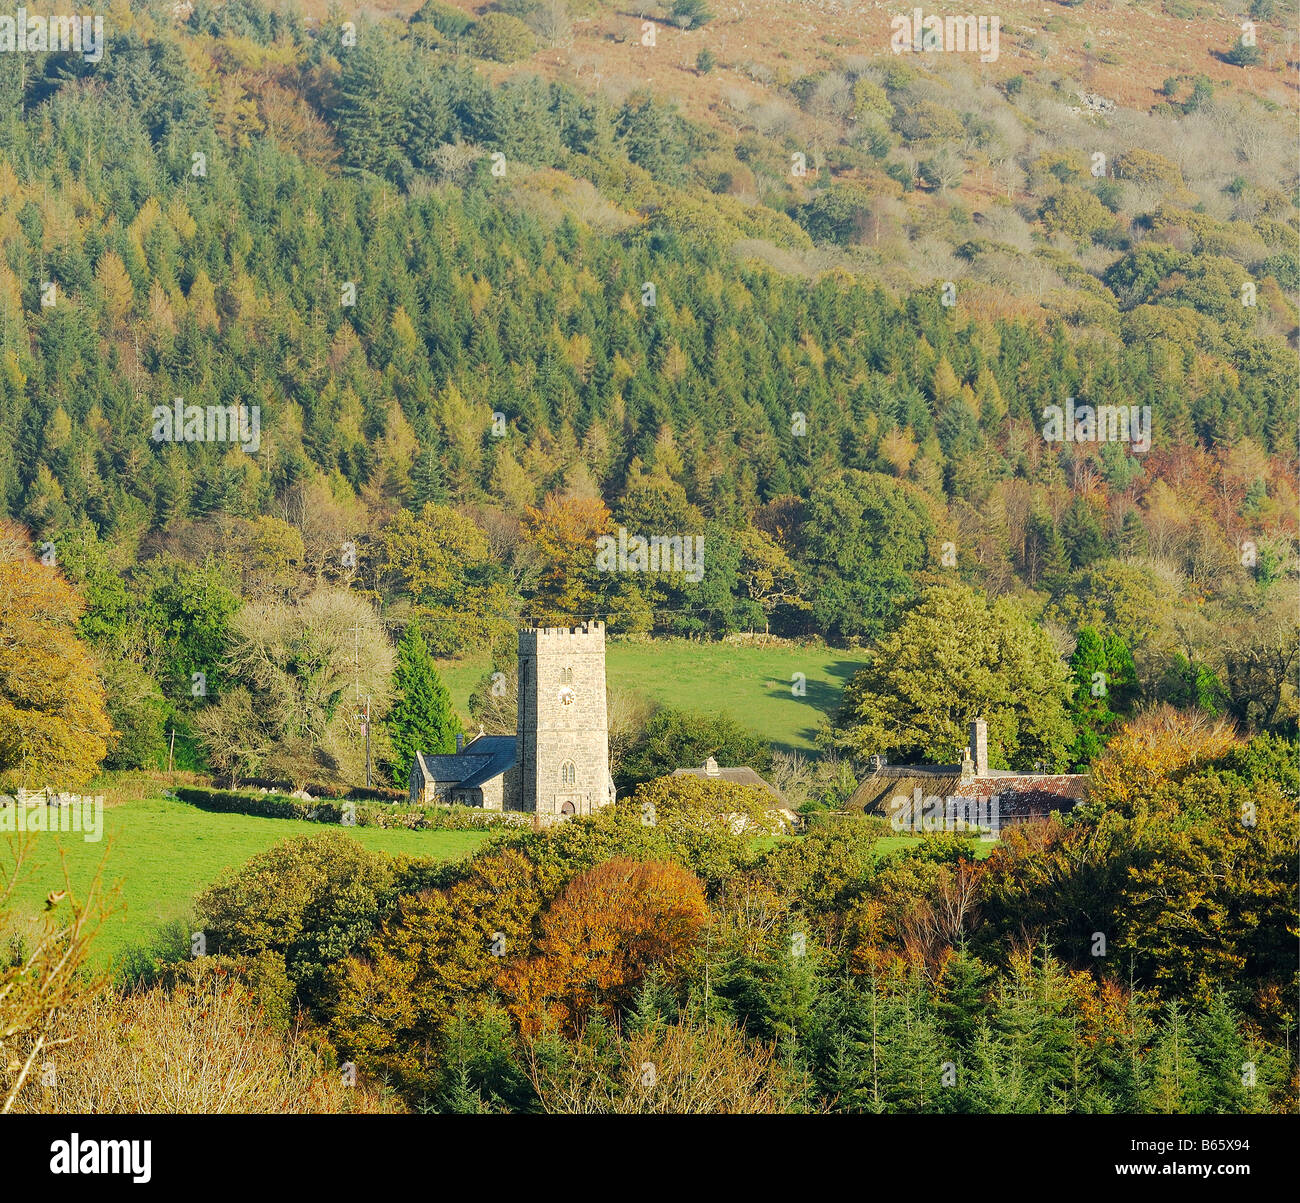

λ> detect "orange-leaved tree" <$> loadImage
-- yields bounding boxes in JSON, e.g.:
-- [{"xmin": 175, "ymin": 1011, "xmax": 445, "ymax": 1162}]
[
  {"xmin": 501, "ymin": 857, "xmax": 708, "ymax": 1036},
  {"xmin": 1088, "ymin": 704, "xmax": 1238, "ymax": 816}
]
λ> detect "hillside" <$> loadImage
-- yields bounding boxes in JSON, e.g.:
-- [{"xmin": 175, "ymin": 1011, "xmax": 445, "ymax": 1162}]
[
  {"xmin": 0, "ymin": 0, "xmax": 1294, "ymax": 788},
  {"xmin": 1, "ymin": 0, "xmax": 1297, "ymax": 1130}
]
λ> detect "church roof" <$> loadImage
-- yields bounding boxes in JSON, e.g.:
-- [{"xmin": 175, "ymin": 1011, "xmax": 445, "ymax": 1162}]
[
  {"xmin": 456, "ymin": 735, "xmax": 517, "ymax": 788},
  {"xmin": 415, "ymin": 735, "xmax": 516, "ymax": 790}
]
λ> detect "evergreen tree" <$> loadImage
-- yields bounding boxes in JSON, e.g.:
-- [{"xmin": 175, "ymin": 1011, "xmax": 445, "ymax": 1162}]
[
  {"xmin": 1116, "ymin": 509, "xmax": 1149, "ymax": 557},
  {"xmin": 410, "ymin": 439, "xmax": 450, "ymax": 509},
  {"xmin": 1060, "ymin": 496, "xmax": 1106, "ymax": 569},
  {"xmin": 935, "ymin": 946, "xmax": 993, "ymax": 1046},
  {"xmin": 1025, "ymin": 506, "xmax": 1069, "ymax": 591},
  {"xmin": 1068, "ymin": 627, "xmax": 1118, "ymax": 766},
  {"xmin": 387, "ymin": 618, "xmax": 462, "ymax": 786},
  {"xmin": 1144, "ymin": 1003, "xmax": 1202, "ymax": 1113},
  {"xmin": 1190, "ymin": 991, "xmax": 1251, "ymax": 1114}
]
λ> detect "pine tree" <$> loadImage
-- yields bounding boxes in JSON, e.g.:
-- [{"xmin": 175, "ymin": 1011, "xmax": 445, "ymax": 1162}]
[
  {"xmin": 1061, "ymin": 496, "xmax": 1106, "ymax": 569},
  {"xmin": 410, "ymin": 439, "xmax": 449, "ymax": 509},
  {"xmin": 1190, "ymin": 991, "xmax": 1250, "ymax": 1114},
  {"xmin": 1116, "ymin": 508, "xmax": 1148, "ymax": 557},
  {"xmin": 1025, "ymin": 506, "xmax": 1068, "ymax": 591},
  {"xmin": 1094, "ymin": 985, "xmax": 1154, "ymax": 1113},
  {"xmin": 935, "ymin": 945, "xmax": 993, "ymax": 1046},
  {"xmin": 387, "ymin": 618, "xmax": 462, "ymax": 787},
  {"xmin": 1144, "ymin": 1003, "xmax": 1202, "ymax": 1113}
]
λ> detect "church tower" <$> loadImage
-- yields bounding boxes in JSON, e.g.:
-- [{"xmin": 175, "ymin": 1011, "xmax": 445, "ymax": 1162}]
[{"xmin": 516, "ymin": 621, "xmax": 615, "ymax": 818}]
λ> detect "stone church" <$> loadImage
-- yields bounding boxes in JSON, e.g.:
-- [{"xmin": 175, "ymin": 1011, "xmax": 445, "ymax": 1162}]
[{"xmin": 409, "ymin": 621, "xmax": 616, "ymax": 819}]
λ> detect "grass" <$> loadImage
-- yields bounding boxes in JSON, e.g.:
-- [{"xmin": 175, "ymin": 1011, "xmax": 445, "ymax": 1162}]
[
  {"xmin": 438, "ymin": 637, "xmax": 867, "ymax": 753},
  {"xmin": 2, "ymin": 789, "xmax": 995, "ymax": 976},
  {"xmin": 3, "ymin": 796, "xmax": 492, "ymax": 967}
]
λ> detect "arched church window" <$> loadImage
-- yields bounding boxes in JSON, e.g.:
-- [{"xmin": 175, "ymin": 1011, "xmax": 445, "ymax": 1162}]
[
  {"xmin": 560, "ymin": 761, "xmax": 576, "ymax": 787},
  {"xmin": 560, "ymin": 667, "xmax": 573, "ymax": 684}
]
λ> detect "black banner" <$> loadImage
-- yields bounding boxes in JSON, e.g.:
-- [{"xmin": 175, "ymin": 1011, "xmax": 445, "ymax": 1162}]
[{"xmin": 2, "ymin": 1112, "xmax": 1290, "ymax": 1190}]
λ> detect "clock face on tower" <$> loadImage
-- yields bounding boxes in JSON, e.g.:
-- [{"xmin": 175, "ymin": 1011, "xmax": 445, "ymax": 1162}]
[{"xmin": 557, "ymin": 686, "xmax": 576, "ymax": 707}]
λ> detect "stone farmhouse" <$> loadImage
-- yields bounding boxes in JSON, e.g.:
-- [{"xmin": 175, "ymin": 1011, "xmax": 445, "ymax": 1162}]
[{"xmin": 846, "ymin": 717, "xmax": 1089, "ymax": 828}]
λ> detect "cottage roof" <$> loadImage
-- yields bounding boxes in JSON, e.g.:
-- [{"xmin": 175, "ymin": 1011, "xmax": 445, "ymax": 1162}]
[
  {"xmin": 847, "ymin": 764, "xmax": 1088, "ymax": 821},
  {"xmin": 671, "ymin": 763, "xmax": 779, "ymax": 795}
]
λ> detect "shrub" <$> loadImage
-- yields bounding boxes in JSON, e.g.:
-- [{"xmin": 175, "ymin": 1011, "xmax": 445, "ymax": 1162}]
[
  {"xmin": 795, "ymin": 187, "xmax": 869, "ymax": 245},
  {"xmin": 194, "ymin": 832, "xmax": 397, "ymax": 1007},
  {"xmin": 412, "ymin": 0, "xmax": 474, "ymax": 38},
  {"xmin": 1114, "ymin": 148, "xmax": 1183, "ymax": 188},
  {"xmin": 1259, "ymin": 251, "xmax": 1300, "ymax": 291},
  {"xmin": 1041, "ymin": 187, "xmax": 1113, "ymax": 242},
  {"xmin": 671, "ymin": 0, "xmax": 714, "ymax": 30},
  {"xmin": 173, "ymin": 786, "xmax": 531, "ymax": 830},
  {"xmin": 528, "ymin": 1013, "xmax": 794, "ymax": 1112},
  {"xmin": 471, "ymin": 12, "xmax": 537, "ymax": 62},
  {"xmin": 1224, "ymin": 40, "xmax": 1261, "ymax": 67},
  {"xmin": 14, "ymin": 972, "xmax": 401, "ymax": 1113}
]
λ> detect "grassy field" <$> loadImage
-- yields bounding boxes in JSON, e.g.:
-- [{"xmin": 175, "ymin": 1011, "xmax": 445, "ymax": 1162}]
[
  {"xmin": 3, "ymin": 797, "xmax": 492, "ymax": 968},
  {"xmin": 2, "ymin": 792, "xmax": 994, "ymax": 976},
  {"xmin": 438, "ymin": 637, "xmax": 867, "ymax": 753}
]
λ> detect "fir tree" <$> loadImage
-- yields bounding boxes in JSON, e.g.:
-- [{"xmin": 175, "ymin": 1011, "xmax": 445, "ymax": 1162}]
[
  {"xmin": 1190, "ymin": 991, "xmax": 1251, "ymax": 1114},
  {"xmin": 935, "ymin": 945, "xmax": 993, "ymax": 1046},
  {"xmin": 1144, "ymin": 1003, "xmax": 1202, "ymax": 1113},
  {"xmin": 387, "ymin": 618, "xmax": 462, "ymax": 786}
]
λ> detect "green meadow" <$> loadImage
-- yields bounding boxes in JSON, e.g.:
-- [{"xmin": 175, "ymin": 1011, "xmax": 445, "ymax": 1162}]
[
  {"xmin": 3, "ymin": 796, "xmax": 492, "ymax": 968},
  {"xmin": 2, "ymin": 793, "xmax": 992, "ymax": 974},
  {"xmin": 438, "ymin": 637, "xmax": 867, "ymax": 753}
]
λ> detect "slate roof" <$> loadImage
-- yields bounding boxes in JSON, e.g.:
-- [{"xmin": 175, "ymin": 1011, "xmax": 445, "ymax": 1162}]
[
  {"xmin": 671, "ymin": 764, "xmax": 780, "ymax": 796},
  {"xmin": 415, "ymin": 734, "xmax": 516, "ymax": 790},
  {"xmin": 455, "ymin": 735, "xmax": 517, "ymax": 788},
  {"xmin": 848, "ymin": 765, "xmax": 1088, "ymax": 823}
]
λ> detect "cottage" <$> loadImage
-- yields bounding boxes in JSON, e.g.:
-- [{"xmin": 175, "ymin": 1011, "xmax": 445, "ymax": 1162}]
[
  {"xmin": 846, "ymin": 718, "xmax": 1089, "ymax": 830},
  {"xmin": 671, "ymin": 757, "xmax": 799, "ymax": 830}
]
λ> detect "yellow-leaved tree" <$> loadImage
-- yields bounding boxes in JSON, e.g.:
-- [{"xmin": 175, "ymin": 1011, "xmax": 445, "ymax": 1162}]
[{"xmin": 0, "ymin": 521, "xmax": 113, "ymax": 790}]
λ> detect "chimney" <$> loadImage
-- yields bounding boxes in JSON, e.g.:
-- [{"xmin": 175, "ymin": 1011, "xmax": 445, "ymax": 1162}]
[
  {"xmin": 704, "ymin": 756, "xmax": 720, "ymax": 777},
  {"xmin": 455, "ymin": 732, "xmax": 464, "ymax": 753},
  {"xmin": 969, "ymin": 718, "xmax": 988, "ymax": 777},
  {"xmin": 960, "ymin": 746, "xmax": 974, "ymax": 784}
]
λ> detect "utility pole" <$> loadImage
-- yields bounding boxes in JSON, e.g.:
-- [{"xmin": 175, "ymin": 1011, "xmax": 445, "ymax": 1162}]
[{"xmin": 363, "ymin": 695, "xmax": 372, "ymax": 789}]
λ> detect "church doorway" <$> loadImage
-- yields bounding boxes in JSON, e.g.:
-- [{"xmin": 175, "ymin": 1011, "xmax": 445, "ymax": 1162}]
[{"xmin": 559, "ymin": 800, "xmax": 576, "ymax": 816}]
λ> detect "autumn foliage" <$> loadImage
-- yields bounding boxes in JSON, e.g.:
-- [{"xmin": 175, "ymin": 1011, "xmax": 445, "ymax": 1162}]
[
  {"xmin": 501, "ymin": 858, "xmax": 708, "ymax": 1036},
  {"xmin": 1089, "ymin": 703, "xmax": 1239, "ymax": 815},
  {"xmin": 0, "ymin": 522, "xmax": 112, "ymax": 790}
]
